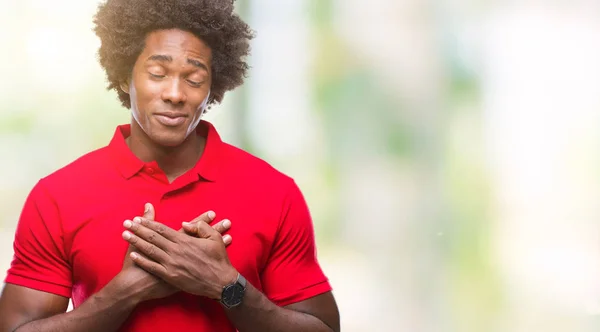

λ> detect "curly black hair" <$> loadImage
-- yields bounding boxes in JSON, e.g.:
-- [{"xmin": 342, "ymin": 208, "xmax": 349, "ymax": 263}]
[{"xmin": 93, "ymin": 0, "xmax": 254, "ymax": 108}]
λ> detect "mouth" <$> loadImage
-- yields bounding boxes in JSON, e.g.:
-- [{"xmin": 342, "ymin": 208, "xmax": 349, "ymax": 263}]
[{"xmin": 153, "ymin": 112, "xmax": 188, "ymax": 127}]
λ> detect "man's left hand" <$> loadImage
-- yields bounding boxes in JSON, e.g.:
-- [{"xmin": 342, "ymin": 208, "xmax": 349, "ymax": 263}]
[{"xmin": 122, "ymin": 216, "xmax": 239, "ymax": 300}]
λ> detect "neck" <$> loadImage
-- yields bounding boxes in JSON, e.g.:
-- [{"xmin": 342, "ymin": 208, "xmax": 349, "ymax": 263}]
[{"xmin": 126, "ymin": 120, "xmax": 206, "ymax": 182}]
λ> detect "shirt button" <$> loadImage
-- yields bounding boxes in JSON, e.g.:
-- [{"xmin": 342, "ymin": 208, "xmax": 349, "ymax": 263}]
[{"xmin": 146, "ymin": 167, "xmax": 155, "ymax": 174}]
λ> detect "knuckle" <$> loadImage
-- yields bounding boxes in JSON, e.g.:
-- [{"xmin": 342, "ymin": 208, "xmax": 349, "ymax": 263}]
[
  {"xmin": 213, "ymin": 223, "xmax": 222, "ymax": 233},
  {"xmin": 172, "ymin": 244, "xmax": 184, "ymax": 257},
  {"xmin": 168, "ymin": 270, "xmax": 178, "ymax": 280},
  {"xmin": 147, "ymin": 244, "xmax": 156, "ymax": 256},
  {"xmin": 148, "ymin": 233, "xmax": 156, "ymax": 243},
  {"xmin": 156, "ymin": 225, "xmax": 166, "ymax": 235}
]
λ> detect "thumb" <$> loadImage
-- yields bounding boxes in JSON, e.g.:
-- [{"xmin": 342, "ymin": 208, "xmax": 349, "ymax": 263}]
[
  {"xmin": 192, "ymin": 218, "xmax": 220, "ymax": 239},
  {"xmin": 190, "ymin": 210, "xmax": 216, "ymax": 225},
  {"xmin": 181, "ymin": 210, "xmax": 215, "ymax": 235},
  {"xmin": 143, "ymin": 203, "xmax": 155, "ymax": 221}
]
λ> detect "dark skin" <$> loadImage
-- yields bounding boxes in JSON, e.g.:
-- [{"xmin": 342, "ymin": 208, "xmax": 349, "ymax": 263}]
[
  {"xmin": 123, "ymin": 29, "xmax": 213, "ymax": 181},
  {"xmin": 0, "ymin": 28, "xmax": 339, "ymax": 331},
  {"xmin": 125, "ymin": 216, "xmax": 340, "ymax": 332},
  {"xmin": 0, "ymin": 205, "xmax": 233, "ymax": 332}
]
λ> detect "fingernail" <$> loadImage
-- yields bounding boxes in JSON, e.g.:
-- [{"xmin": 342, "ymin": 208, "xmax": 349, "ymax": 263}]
[
  {"xmin": 123, "ymin": 220, "xmax": 132, "ymax": 228},
  {"xmin": 182, "ymin": 221, "xmax": 190, "ymax": 227},
  {"xmin": 131, "ymin": 252, "xmax": 138, "ymax": 259},
  {"xmin": 223, "ymin": 234, "xmax": 232, "ymax": 243},
  {"xmin": 144, "ymin": 203, "xmax": 150, "ymax": 213},
  {"xmin": 133, "ymin": 217, "xmax": 142, "ymax": 223},
  {"xmin": 208, "ymin": 211, "xmax": 216, "ymax": 219},
  {"xmin": 122, "ymin": 231, "xmax": 131, "ymax": 240},
  {"xmin": 222, "ymin": 219, "xmax": 231, "ymax": 229}
]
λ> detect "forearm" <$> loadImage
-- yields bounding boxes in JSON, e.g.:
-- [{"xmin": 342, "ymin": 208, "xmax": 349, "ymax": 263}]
[
  {"xmin": 15, "ymin": 275, "xmax": 140, "ymax": 332},
  {"xmin": 224, "ymin": 283, "xmax": 334, "ymax": 332}
]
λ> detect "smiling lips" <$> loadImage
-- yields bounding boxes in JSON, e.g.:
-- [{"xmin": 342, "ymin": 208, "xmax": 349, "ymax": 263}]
[{"xmin": 154, "ymin": 112, "xmax": 187, "ymax": 126}]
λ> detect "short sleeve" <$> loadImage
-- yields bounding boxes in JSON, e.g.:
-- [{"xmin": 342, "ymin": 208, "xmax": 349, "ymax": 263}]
[
  {"xmin": 260, "ymin": 180, "xmax": 332, "ymax": 307},
  {"xmin": 4, "ymin": 181, "xmax": 72, "ymax": 298}
]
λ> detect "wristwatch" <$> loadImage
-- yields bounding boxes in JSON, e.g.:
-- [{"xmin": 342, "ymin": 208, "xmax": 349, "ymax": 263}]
[{"xmin": 220, "ymin": 273, "xmax": 247, "ymax": 309}]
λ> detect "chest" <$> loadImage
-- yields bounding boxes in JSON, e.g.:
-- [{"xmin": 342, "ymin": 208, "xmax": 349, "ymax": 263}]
[{"xmin": 62, "ymin": 180, "xmax": 279, "ymax": 304}]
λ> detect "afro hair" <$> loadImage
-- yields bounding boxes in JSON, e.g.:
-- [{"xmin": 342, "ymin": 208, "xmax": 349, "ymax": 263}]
[{"xmin": 93, "ymin": 0, "xmax": 254, "ymax": 108}]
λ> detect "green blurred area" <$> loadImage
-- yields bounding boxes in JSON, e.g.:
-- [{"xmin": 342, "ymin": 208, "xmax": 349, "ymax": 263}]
[
  {"xmin": 0, "ymin": 1, "xmax": 497, "ymax": 330},
  {"xmin": 2, "ymin": 1, "xmax": 600, "ymax": 331}
]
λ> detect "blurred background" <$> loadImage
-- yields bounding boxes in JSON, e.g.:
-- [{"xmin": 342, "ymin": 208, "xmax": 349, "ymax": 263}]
[{"xmin": 1, "ymin": 0, "xmax": 600, "ymax": 331}]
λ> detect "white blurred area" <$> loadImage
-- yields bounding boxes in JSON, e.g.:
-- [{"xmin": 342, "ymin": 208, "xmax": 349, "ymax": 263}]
[
  {"xmin": 1, "ymin": 1, "xmax": 600, "ymax": 331},
  {"xmin": 484, "ymin": 3, "xmax": 600, "ymax": 331}
]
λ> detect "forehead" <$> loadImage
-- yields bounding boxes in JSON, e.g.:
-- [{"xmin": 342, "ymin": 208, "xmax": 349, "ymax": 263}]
[{"xmin": 142, "ymin": 29, "xmax": 212, "ymax": 61}]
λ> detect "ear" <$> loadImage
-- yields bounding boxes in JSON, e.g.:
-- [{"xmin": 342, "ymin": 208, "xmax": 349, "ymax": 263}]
[{"xmin": 120, "ymin": 81, "xmax": 130, "ymax": 94}]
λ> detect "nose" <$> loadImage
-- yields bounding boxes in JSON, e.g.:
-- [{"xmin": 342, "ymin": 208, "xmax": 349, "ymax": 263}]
[{"xmin": 161, "ymin": 78, "xmax": 186, "ymax": 105}]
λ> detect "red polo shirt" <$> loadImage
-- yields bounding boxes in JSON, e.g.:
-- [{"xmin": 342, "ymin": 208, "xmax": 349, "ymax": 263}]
[{"xmin": 5, "ymin": 121, "xmax": 331, "ymax": 331}]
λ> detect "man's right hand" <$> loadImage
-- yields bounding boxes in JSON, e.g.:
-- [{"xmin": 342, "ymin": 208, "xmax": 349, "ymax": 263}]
[{"xmin": 118, "ymin": 203, "xmax": 232, "ymax": 303}]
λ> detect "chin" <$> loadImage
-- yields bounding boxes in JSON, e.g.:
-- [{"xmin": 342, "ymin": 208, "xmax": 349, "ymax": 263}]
[{"xmin": 149, "ymin": 130, "xmax": 189, "ymax": 147}]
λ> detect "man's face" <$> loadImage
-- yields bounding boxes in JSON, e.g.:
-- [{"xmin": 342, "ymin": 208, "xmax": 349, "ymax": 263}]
[{"xmin": 124, "ymin": 29, "xmax": 212, "ymax": 147}]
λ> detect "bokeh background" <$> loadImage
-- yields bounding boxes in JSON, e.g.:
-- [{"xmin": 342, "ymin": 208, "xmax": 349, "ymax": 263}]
[{"xmin": 2, "ymin": 0, "xmax": 600, "ymax": 331}]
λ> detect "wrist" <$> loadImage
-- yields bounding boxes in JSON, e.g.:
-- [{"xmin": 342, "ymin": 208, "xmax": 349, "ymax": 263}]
[
  {"xmin": 111, "ymin": 271, "xmax": 152, "ymax": 305},
  {"xmin": 100, "ymin": 273, "xmax": 143, "ymax": 308},
  {"xmin": 219, "ymin": 272, "xmax": 247, "ymax": 309},
  {"xmin": 214, "ymin": 267, "xmax": 239, "ymax": 301}
]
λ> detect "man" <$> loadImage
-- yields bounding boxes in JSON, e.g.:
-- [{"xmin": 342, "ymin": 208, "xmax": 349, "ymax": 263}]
[{"xmin": 0, "ymin": 0, "xmax": 340, "ymax": 331}]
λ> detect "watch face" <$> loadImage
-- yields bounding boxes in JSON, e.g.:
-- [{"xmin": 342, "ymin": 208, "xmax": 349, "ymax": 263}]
[{"xmin": 222, "ymin": 283, "xmax": 245, "ymax": 307}]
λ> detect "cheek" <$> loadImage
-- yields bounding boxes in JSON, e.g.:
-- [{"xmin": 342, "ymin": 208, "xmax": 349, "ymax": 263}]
[
  {"xmin": 129, "ymin": 85, "xmax": 156, "ymax": 129},
  {"xmin": 131, "ymin": 83, "xmax": 160, "ymax": 113}
]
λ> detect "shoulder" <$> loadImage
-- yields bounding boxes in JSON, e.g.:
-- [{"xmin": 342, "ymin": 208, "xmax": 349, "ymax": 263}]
[
  {"xmin": 37, "ymin": 146, "xmax": 113, "ymax": 196},
  {"xmin": 219, "ymin": 142, "xmax": 297, "ymax": 190},
  {"xmin": 216, "ymin": 142, "xmax": 307, "ymax": 217}
]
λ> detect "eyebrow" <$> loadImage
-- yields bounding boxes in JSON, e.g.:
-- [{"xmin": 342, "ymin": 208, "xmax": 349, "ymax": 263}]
[
  {"xmin": 147, "ymin": 54, "xmax": 208, "ymax": 72},
  {"xmin": 147, "ymin": 54, "xmax": 173, "ymax": 63}
]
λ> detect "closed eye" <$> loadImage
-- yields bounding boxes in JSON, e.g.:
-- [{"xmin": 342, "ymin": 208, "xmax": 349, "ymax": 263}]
[{"xmin": 187, "ymin": 79, "xmax": 203, "ymax": 87}]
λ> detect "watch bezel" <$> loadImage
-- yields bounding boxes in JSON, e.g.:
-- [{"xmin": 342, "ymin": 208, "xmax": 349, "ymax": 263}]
[{"xmin": 220, "ymin": 273, "xmax": 246, "ymax": 309}]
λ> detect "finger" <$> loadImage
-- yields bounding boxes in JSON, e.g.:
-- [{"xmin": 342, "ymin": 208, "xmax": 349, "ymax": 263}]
[
  {"xmin": 130, "ymin": 251, "xmax": 168, "ymax": 279},
  {"xmin": 123, "ymin": 243, "xmax": 137, "ymax": 267},
  {"xmin": 183, "ymin": 218, "xmax": 230, "ymax": 236},
  {"xmin": 188, "ymin": 210, "xmax": 216, "ymax": 225},
  {"xmin": 143, "ymin": 203, "xmax": 155, "ymax": 220},
  {"xmin": 212, "ymin": 219, "xmax": 231, "ymax": 234},
  {"xmin": 180, "ymin": 210, "xmax": 216, "ymax": 236},
  {"xmin": 125, "ymin": 219, "xmax": 174, "ymax": 250},
  {"xmin": 134, "ymin": 217, "xmax": 180, "ymax": 242},
  {"xmin": 192, "ymin": 218, "xmax": 221, "ymax": 240},
  {"xmin": 125, "ymin": 243, "xmax": 136, "ymax": 255},
  {"xmin": 122, "ymin": 229, "xmax": 170, "ymax": 263},
  {"xmin": 223, "ymin": 234, "xmax": 232, "ymax": 247}
]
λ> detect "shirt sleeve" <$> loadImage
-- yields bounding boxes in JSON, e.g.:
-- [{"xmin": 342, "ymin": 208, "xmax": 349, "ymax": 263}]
[
  {"xmin": 4, "ymin": 180, "xmax": 72, "ymax": 298},
  {"xmin": 260, "ymin": 180, "xmax": 332, "ymax": 307}
]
